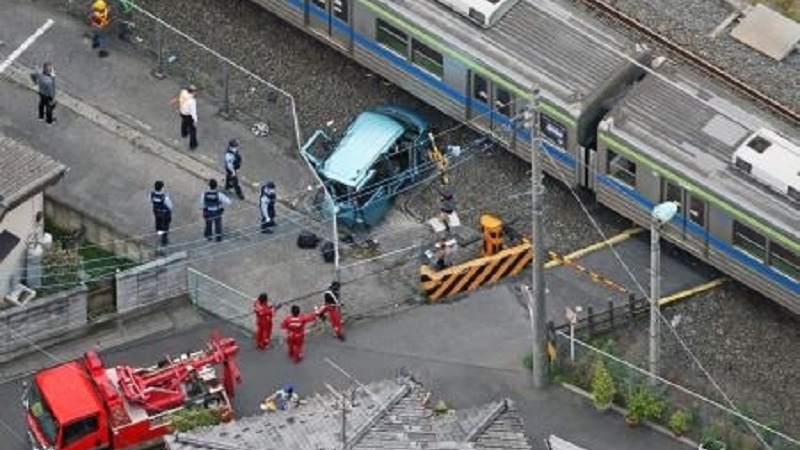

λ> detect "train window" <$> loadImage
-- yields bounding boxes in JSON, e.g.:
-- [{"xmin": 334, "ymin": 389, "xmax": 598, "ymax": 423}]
[
  {"xmin": 376, "ymin": 19, "xmax": 408, "ymax": 57},
  {"xmin": 311, "ymin": 0, "xmax": 326, "ymax": 9},
  {"xmin": 411, "ymin": 39, "xmax": 444, "ymax": 78},
  {"xmin": 539, "ymin": 114, "xmax": 567, "ymax": 148},
  {"xmin": 494, "ymin": 88, "xmax": 512, "ymax": 117},
  {"xmin": 473, "ymin": 75, "xmax": 488, "ymax": 103},
  {"xmin": 770, "ymin": 242, "xmax": 800, "ymax": 280},
  {"xmin": 607, "ymin": 150, "xmax": 636, "ymax": 187},
  {"xmin": 733, "ymin": 221, "xmax": 766, "ymax": 261},
  {"xmin": 688, "ymin": 196, "xmax": 705, "ymax": 227},
  {"xmin": 332, "ymin": 0, "xmax": 348, "ymax": 22},
  {"xmin": 664, "ymin": 181, "xmax": 682, "ymax": 211}
]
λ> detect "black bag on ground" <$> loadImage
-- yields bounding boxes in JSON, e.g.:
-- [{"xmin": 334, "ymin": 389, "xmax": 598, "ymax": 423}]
[
  {"xmin": 321, "ymin": 241, "xmax": 335, "ymax": 263},
  {"xmin": 297, "ymin": 230, "xmax": 319, "ymax": 249}
]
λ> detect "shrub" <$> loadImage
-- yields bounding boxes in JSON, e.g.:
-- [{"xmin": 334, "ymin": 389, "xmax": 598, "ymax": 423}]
[
  {"xmin": 626, "ymin": 386, "xmax": 663, "ymax": 423},
  {"xmin": 170, "ymin": 408, "xmax": 223, "ymax": 432},
  {"xmin": 591, "ymin": 359, "xmax": 616, "ymax": 409},
  {"xmin": 667, "ymin": 409, "xmax": 691, "ymax": 436},
  {"xmin": 700, "ymin": 428, "xmax": 726, "ymax": 450}
]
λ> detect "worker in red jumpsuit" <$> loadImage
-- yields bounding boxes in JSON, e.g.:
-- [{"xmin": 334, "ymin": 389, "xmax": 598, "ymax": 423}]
[
  {"xmin": 280, "ymin": 305, "xmax": 317, "ymax": 363},
  {"xmin": 253, "ymin": 292, "xmax": 278, "ymax": 349},
  {"xmin": 315, "ymin": 281, "xmax": 344, "ymax": 340}
]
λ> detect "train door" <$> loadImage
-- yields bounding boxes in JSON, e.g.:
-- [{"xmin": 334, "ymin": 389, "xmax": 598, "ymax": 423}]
[
  {"xmin": 467, "ymin": 72, "xmax": 491, "ymax": 133},
  {"xmin": 578, "ymin": 146, "xmax": 597, "ymax": 190},
  {"xmin": 663, "ymin": 180, "xmax": 709, "ymax": 255},
  {"xmin": 306, "ymin": 0, "xmax": 351, "ymax": 51},
  {"xmin": 466, "ymin": 73, "xmax": 516, "ymax": 146}
]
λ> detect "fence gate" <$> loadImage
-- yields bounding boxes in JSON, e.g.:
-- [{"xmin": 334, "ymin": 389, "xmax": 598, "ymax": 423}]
[{"xmin": 187, "ymin": 268, "xmax": 252, "ymax": 331}]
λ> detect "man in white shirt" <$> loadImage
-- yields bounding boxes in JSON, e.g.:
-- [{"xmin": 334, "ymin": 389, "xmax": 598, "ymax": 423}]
[{"xmin": 176, "ymin": 85, "xmax": 198, "ymax": 150}]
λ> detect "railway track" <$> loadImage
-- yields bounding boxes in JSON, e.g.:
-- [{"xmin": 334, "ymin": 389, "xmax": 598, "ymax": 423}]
[{"xmin": 579, "ymin": 0, "xmax": 800, "ymax": 127}]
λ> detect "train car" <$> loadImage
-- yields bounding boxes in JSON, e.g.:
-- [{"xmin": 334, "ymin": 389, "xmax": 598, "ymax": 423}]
[
  {"xmin": 596, "ymin": 63, "xmax": 800, "ymax": 313},
  {"xmin": 251, "ymin": 0, "xmax": 649, "ymax": 185},
  {"xmin": 250, "ymin": 0, "xmax": 800, "ymax": 310}
]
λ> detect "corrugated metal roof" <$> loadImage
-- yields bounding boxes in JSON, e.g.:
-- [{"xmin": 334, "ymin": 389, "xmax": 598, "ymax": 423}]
[
  {"xmin": 0, "ymin": 134, "xmax": 66, "ymax": 213},
  {"xmin": 165, "ymin": 378, "xmax": 532, "ymax": 450}
]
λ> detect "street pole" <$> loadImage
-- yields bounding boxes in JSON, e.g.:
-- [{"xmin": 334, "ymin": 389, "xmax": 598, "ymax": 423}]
[
  {"xmin": 649, "ymin": 216, "xmax": 660, "ymax": 386},
  {"xmin": 331, "ymin": 194, "xmax": 341, "ymax": 283},
  {"xmin": 527, "ymin": 94, "xmax": 548, "ymax": 389}
]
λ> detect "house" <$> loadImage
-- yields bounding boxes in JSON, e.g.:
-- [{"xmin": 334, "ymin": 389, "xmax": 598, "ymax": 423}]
[
  {"xmin": 0, "ymin": 133, "xmax": 67, "ymax": 299},
  {"xmin": 166, "ymin": 376, "xmax": 535, "ymax": 450}
]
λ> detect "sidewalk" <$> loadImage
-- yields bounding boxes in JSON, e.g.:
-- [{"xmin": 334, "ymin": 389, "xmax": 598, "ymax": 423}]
[{"xmin": 0, "ymin": 0, "xmax": 428, "ymax": 322}]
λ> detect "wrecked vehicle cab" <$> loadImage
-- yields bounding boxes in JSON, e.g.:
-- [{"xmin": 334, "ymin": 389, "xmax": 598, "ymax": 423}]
[{"xmin": 301, "ymin": 105, "xmax": 430, "ymax": 227}]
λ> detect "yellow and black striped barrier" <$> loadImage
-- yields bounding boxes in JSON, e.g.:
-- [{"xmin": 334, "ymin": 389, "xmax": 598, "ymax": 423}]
[{"xmin": 421, "ymin": 241, "xmax": 532, "ymax": 302}]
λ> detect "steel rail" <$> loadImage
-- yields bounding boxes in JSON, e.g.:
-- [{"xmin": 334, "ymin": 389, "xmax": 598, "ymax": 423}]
[{"xmin": 580, "ymin": 0, "xmax": 800, "ymax": 126}]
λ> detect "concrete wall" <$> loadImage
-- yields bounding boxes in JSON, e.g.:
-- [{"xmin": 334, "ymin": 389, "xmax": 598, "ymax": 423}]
[
  {"xmin": 0, "ymin": 285, "xmax": 87, "ymax": 362},
  {"xmin": 0, "ymin": 193, "xmax": 43, "ymax": 298},
  {"xmin": 116, "ymin": 251, "xmax": 188, "ymax": 314},
  {"xmin": 44, "ymin": 195, "xmax": 153, "ymax": 262}
]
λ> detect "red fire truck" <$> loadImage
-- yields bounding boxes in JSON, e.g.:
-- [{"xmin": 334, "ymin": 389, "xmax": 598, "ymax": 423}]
[{"xmin": 23, "ymin": 332, "xmax": 241, "ymax": 450}]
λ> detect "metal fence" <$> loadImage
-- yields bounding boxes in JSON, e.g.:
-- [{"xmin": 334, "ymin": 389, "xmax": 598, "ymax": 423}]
[
  {"xmin": 551, "ymin": 331, "xmax": 800, "ymax": 450},
  {"xmin": 53, "ymin": 0, "xmax": 301, "ymax": 147}
]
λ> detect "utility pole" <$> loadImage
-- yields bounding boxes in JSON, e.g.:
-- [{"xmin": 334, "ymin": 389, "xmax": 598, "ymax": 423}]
[
  {"xmin": 648, "ymin": 219, "xmax": 660, "ymax": 386},
  {"xmin": 527, "ymin": 92, "xmax": 548, "ymax": 389},
  {"xmin": 649, "ymin": 201, "xmax": 678, "ymax": 386}
]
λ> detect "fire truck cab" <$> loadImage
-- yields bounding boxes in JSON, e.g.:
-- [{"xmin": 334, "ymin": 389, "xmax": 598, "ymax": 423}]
[
  {"xmin": 26, "ymin": 360, "xmax": 111, "ymax": 450},
  {"xmin": 24, "ymin": 334, "xmax": 240, "ymax": 450}
]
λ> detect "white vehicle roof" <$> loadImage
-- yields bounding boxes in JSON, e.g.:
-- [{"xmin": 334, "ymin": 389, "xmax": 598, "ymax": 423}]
[
  {"xmin": 733, "ymin": 128, "xmax": 800, "ymax": 202},
  {"xmin": 432, "ymin": 0, "xmax": 520, "ymax": 28}
]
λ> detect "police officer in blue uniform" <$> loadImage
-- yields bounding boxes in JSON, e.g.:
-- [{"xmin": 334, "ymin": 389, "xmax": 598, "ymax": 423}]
[
  {"xmin": 199, "ymin": 179, "xmax": 231, "ymax": 242},
  {"xmin": 224, "ymin": 139, "xmax": 245, "ymax": 200},
  {"xmin": 150, "ymin": 180, "xmax": 173, "ymax": 247},
  {"xmin": 259, "ymin": 181, "xmax": 277, "ymax": 233}
]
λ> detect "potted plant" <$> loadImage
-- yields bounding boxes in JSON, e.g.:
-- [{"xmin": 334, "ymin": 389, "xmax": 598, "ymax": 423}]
[
  {"xmin": 667, "ymin": 409, "xmax": 691, "ymax": 436},
  {"xmin": 625, "ymin": 386, "xmax": 663, "ymax": 426},
  {"xmin": 699, "ymin": 429, "xmax": 726, "ymax": 450},
  {"xmin": 591, "ymin": 360, "xmax": 616, "ymax": 412}
]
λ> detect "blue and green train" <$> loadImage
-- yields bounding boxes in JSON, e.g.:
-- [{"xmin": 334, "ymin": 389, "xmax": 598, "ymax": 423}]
[{"xmin": 251, "ymin": 0, "xmax": 800, "ymax": 313}]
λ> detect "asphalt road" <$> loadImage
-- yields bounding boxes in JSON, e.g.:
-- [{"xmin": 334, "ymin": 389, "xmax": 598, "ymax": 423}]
[{"xmin": 0, "ymin": 287, "xmax": 690, "ymax": 450}]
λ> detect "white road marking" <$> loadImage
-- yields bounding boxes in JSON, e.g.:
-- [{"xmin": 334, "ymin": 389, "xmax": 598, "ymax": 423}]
[{"xmin": 0, "ymin": 19, "xmax": 55, "ymax": 74}]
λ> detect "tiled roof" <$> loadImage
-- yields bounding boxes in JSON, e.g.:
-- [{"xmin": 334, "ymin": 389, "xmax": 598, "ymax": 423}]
[
  {"xmin": 166, "ymin": 378, "xmax": 533, "ymax": 450},
  {"xmin": 0, "ymin": 134, "xmax": 66, "ymax": 216}
]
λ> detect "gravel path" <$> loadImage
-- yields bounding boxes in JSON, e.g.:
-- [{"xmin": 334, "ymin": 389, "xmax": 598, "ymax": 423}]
[
  {"xmin": 45, "ymin": 0, "xmax": 799, "ymax": 440},
  {"xmin": 616, "ymin": 282, "xmax": 800, "ymax": 442},
  {"xmin": 569, "ymin": 0, "xmax": 800, "ymax": 117}
]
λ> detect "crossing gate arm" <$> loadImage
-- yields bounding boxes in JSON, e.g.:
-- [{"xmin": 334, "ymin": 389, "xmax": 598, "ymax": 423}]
[{"xmin": 420, "ymin": 241, "xmax": 532, "ymax": 302}]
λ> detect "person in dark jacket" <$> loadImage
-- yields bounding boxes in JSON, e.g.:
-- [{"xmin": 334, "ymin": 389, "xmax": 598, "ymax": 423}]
[
  {"xmin": 149, "ymin": 181, "xmax": 173, "ymax": 248},
  {"xmin": 31, "ymin": 62, "xmax": 56, "ymax": 125},
  {"xmin": 223, "ymin": 139, "xmax": 244, "ymax": 200},
  {"xmin": 259, "ymin": 181, "xmax": 277, "ymax": 233},
  {"xmin": 198, "ymin": 179, "xmax": 232, "ymax": 242}
]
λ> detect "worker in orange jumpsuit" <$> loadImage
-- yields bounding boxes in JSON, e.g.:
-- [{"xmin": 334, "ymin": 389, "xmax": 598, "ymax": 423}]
[
  {"xmin": 280, "ymin": 305, "xmax": 317, "ymax": 363},
  {"xmin": 315, "ymin": 281, "xmax": 344, "ymax": 340},
  {"xmin": 253, "ymin": 292, "xmax": 278, "ymax": 349}
]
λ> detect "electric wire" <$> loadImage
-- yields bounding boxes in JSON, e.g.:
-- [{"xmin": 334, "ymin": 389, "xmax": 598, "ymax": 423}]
[{"xmin": 536, "ymin": 136, "xmax": 780, "ymax": 446}]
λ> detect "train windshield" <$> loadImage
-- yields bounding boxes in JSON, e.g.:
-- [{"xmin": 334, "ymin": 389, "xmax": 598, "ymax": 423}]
[{"xmin": 27, "ymin": 382, "xmax": 58, "ymax": 445}]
